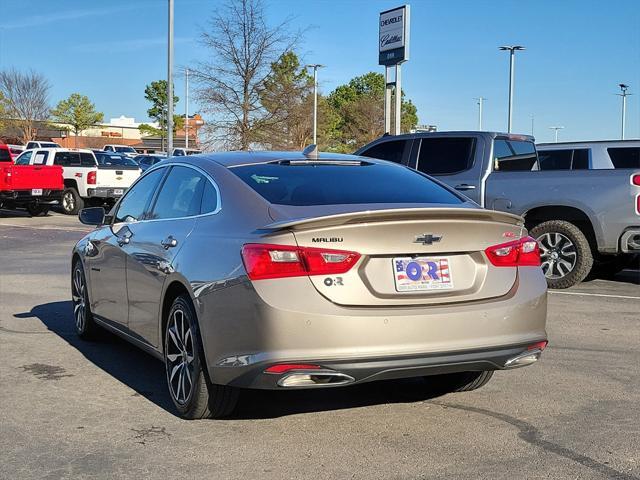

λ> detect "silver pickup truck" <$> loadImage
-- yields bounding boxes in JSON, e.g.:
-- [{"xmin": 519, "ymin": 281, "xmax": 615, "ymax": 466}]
[{"xmin": 356, "ymin": 133, "xmax": 640, "ymax": 288}]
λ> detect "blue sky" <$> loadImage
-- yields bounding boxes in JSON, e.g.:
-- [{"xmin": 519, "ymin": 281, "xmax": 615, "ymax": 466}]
[{"xmin": 1, "ymin": 0, "xmax": 638, "ymax": 142}]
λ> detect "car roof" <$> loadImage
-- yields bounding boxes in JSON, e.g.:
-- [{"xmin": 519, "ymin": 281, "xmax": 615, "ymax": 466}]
[
  {"xmin": 176, "ymin": 150, "xmax": 377, "ymax": 168},
  {"xmin": 23, "ymin": 147, "xmax": 94, "ymax": 153}
]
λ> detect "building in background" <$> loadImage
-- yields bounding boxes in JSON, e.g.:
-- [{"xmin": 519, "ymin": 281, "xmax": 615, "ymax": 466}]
[{"xmin": 1, "ymin": 114, "xmax": 205, "ymax": 153}]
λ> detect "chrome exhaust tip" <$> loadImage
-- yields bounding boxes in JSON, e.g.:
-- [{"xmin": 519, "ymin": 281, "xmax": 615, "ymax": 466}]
[
  {"xmin": 277, "ymin": 371, "xmax": 355, "ymax": 388},
  {"xmin": 503, "ymin": 348, "xmax": 543, "ymax": 369}
]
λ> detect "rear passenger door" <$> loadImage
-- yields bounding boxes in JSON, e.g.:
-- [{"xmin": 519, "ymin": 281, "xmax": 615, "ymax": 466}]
[{"xmin": 413, "ymin": 136, "xmax": 485, "ymax": 204}]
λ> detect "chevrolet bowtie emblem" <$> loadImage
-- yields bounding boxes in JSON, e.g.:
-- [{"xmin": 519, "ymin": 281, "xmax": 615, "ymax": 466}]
[{"xmin": 415, "ymin": 234, "xmax": 443, "ymax": 245}]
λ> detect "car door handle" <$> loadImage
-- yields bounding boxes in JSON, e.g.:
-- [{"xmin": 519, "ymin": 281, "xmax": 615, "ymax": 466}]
[
  {"xmin": 454, "ymin": 184, "xmax": 476, "ymax": 191},
  {"xmin": 117, "ymin": 236, "xmax": 130, "ymax": 247},
  {"xmin": 161, "ymin": 236, "xmax": 178, "ymax": 249}
]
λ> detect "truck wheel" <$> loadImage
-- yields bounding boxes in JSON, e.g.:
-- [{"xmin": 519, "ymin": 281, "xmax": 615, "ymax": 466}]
[
  {"xmin": 62, "ymin": 188, "xmax": 84, "ymax": 215},
  {"xmin": 530, "ymin": 220, "xmax": 593, "ymax": 289},
  {"xmin": 26, "ymin": 204, "xmax": 49, "ymax": 216}
]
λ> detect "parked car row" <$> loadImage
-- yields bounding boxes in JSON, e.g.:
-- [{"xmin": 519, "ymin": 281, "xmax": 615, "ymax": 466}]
[{"xmin": 356, "ymin": 134, "xmax": 640, "ymax": 288}]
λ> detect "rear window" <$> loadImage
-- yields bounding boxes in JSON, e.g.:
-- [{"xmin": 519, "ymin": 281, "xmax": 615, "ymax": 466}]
[
  {"xmin": 95, "ymin": 153, "xmax": 137, "ymax": 167},
  {"xmin": 493, "ymin": 139, "xmax": 538, "ymax": 171},
  {"xmin": 538, "ymin": 149, "xmax": 590, "ymax": 170},
  {"xmin": 0, "ymin": 147, "xmax": 11, "ymax": 162},
  {"xmin": 607, "ymin": 147, "xmax": 640, "ymax": 169},
  {"xmin": 416, "ymin": 137, "xmax": 476, "ymax": 175},
  {"xmin": 231, "ymin": 162, "xmax": 464, "ymax": 206},
  {"xmin": 359, "ymin": 140, "xmax": 408, "ymax": 164}
]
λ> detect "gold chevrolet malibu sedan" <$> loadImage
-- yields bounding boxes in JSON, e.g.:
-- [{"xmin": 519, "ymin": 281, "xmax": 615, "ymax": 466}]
[{"xmin": 72, "ymin": 150, "xmax": 548, "ymax": 419}]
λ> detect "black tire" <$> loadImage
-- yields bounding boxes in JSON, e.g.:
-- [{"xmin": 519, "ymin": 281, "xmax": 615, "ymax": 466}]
[
  {"xmin": 71, "ymin": 261, "xmax": 99, "ymax": 339},
  {"xmin": 164, "ymin": 294, "xmax": 239, "ymax": 419},
  {"xmin": 61, "ymin": 188, "xmax": 84, "ymax": 215},
  {"xmin": 530, "ymin": 220, "xmax": 593, "ymax": 289},
  {"xmin": 26, "ymin": 204, "xmax": 49, "ymax": 216},
  {"xmin": 425, "ymin": 370, "xmax": 494, "ymax": 393}
]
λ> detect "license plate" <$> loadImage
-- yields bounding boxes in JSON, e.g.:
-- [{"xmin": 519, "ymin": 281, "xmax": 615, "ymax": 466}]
[
  {"xmin": 31, "ymin": 189, "xmax": 43, "ymax": 196},
  {"xmin": 113, "ymin": 189, "xmax": 124, "ymax": 195},
  {"xmin": 393, "ymin": 257, "xmax": 454, "ymax": 292}
]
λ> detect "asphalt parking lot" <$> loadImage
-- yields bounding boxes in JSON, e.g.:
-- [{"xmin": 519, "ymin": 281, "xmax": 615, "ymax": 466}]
[{"xmin": 1, "ymin": 210, "xmax": 639, "ymax": 480}]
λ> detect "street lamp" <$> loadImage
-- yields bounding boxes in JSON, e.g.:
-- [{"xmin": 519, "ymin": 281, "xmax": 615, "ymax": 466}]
[
  {"xmin": 305, "ymin": 64, "xmax": 324, "ymax": 145},
  {"xmin": 474, "ymin": 97, "xmax": 486, "ymax": 130},
  {"xmin": 549, "ymin": 126, "xmax": 564, "ymax": 143},
  {"xmin": 167, "ymin": 0, "xmax": 174, "ymax": 157},
  {"xmin": 617, "ymin": 83, "xmax": 632, "ymax": 140},
  {"xmin": 499, "ymin": 45, "xmax": 525, "ymax": 133},
  {"xmin": 184, "ymin": 67, "xmax": 190, "ymax": 149}
]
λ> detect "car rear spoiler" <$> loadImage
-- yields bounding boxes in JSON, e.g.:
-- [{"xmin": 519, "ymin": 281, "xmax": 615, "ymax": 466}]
[{"xmin": 262, "ymin": 207, "xmax": 524, "ymax": 232}]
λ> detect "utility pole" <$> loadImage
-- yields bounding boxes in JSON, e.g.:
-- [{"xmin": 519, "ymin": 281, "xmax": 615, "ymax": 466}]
[
  {"xmin": 549, "ymin": 126, "xmax": 564, "ymax": 143},
  {"xmin": 475, "ymin": 97, "xmax": 486, "ymax": 130},
  {"xmin": 184, "ymin": 68, "xmax": 189, "ymax": 149},
  {"xmin": 305, "ymin": 64, "xmax": 324, "ymax": 145},
  {"xmin": 167, "ymin": 0, "xmax": 174, "ymax": 157},
  {"xmin": 499, "ymin": 45, "xmax": 525, "ymax": 133},
  {"xmin": 618, "ymin": 84, "xmax": 631, "ymax": 140},
  {"xmin": 530, "ymin": 114, "xmax": 534, "ymax": 136}
]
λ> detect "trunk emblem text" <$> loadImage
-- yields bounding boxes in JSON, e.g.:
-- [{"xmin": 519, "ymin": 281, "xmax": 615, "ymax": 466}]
[
  {"xmin": 312, "ymin": 237, "xmax": 343, "ymax": 243},
  {"xmin": 414, "ymin": 234, "xmax": 443, "ymax": 245}
]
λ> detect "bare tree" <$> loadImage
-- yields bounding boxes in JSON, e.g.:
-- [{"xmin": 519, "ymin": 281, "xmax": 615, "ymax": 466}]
[
  {"xmin": 0, "ymin": 69, "xmax": 51, "ymax": 144},
  {"xmin": 192, "ymin": 0, "xmax": 299, "ymax": 150}
]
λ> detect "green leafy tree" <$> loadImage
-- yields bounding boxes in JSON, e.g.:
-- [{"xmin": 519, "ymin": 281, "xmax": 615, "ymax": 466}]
[
  {"xmin": 327, "ymin": 72, "xmax": 418, "ymax": 152},
  {"xmin": 139, "ymin": 80, "xmax": 184, "ymax": 151},
  {"xmin": 50, "ymin": 93, "xmax": 103, "ymax": 147}
]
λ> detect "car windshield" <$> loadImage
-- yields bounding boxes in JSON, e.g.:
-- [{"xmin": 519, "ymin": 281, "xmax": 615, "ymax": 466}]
[
  {"xmin": 115, "ymin": 146, "xmax": 137, "ymax": 153},
  {"xmin": 231, "ymin": 161, "xmax": 464, "ymax": 206},
  {"xmin": 96, "ymin": 153, "xmax": 138, "ymax": 166},
  {"xmin": 41, "ymin": 142, "xmax": 59, "ymax": 148}
]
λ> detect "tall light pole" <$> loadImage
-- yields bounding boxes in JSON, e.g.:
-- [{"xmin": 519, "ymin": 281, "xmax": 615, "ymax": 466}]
[
  {"xmin": 167, "ymin": 0, "xmax": 174, "ymax": 157},
  {"xmin": 184, "ymin": 68, "xmax": 189, "ymax": 149},
  {"xmin": 499, "ymin": 45, "xmax": 525, "ymax": 133},
  {"xmin": 305, "ymin": 64, "xmax": 324, "ymax": 145},
  {"xmin": 617, "ymin": 83, "xmax": 631, "ymax": 140},
  {"xmin": 549, "ymin": 126, "xmax": 564, "ymax": 143},
  {"xmin": 475, "ymin": 97, "xmax": 486, "ymax": 130}
]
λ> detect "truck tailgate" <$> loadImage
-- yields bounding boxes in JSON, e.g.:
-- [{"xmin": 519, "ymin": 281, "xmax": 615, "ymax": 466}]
[
  {"xmin": 96, "ymin": 166, "xmax": 140, "ymax": 188},
  {"xmin": 2, "ymin": 165, "xmax": 64, "ymax": 190}
]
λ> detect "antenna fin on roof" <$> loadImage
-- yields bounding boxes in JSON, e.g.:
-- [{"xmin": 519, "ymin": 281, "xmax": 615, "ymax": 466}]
[{"xmin": 302, "ymin": 144, "xmax": 319, "ymax": 158}]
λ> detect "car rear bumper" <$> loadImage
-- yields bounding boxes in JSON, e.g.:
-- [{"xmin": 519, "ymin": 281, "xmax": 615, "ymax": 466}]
[
  {"xmin": 0, "ymin": 189, "xmax": 62, "ymax": 206},
  {"xmin": 198, "ymin": 267, "xmax": 548, "ymax": 390},
  {"xmin": 87, "ymin": 187, "xmax": 127, "ymax": 199}
]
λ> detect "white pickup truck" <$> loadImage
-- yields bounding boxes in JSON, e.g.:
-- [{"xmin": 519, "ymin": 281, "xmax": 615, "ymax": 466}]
[
  {"xmin": 15, "ymin": 148, "xmax": 141, "ymax": 214},
  {"xmin": 103, "ymin": 144, "xmax": 139, "ymax": 158}
]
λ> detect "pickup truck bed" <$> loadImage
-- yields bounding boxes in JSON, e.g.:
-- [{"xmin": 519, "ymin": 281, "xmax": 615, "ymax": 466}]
[{"xmin": 0, "ymin": 163, "xmax": 64, "ymax": 215}]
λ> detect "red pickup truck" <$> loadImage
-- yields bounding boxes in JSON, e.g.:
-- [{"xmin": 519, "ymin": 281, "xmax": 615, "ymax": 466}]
[{"xmin": 0, "ymin": 143, "xmax": 64, "ymax": 216}]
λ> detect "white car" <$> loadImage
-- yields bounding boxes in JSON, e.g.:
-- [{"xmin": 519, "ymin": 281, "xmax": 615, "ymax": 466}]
[
  {"xmin": 14, "ymin": 148, "xmax": 141, "ymax": 214},
  {"xmin": 25, "ymin": 141, "xmax": 61, "ymax": 150},
  {"xmin": 172, "ymin": 147, "xmax": 202, "ymax": 156},
  {"xmin": 103, "ymin": 144, "xmax": 139, "ymax": 158}
]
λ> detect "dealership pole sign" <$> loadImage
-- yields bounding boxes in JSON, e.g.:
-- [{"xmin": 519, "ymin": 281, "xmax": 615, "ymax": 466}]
[{"xmin": 379, "ymin": 5, "xmax": 410, "ymax": 66}]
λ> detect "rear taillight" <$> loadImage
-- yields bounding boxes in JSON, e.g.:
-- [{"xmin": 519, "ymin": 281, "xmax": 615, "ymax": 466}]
[
  {"xmin": 4, "ymin": 170, "xmax": 11, "ymax": 185},
  {"xmin": 485, "ymin": 236, "xmax": 540, "ymax": 267},
  {"xmin": 241, "ymin": 243, "xmax": 361, "ymax": 280},
  {"xmin": 87, "ymin": 171, "xmax": 97, "ymax": 185},
  {"xmin": 632, "ymin": 174, "xmax": 640, "ymax": 187}
]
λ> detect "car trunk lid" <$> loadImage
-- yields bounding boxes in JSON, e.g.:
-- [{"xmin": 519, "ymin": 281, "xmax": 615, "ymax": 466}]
[{"xmin": 264, "ymin": 207, "xmax": 525, "ymax": 307}]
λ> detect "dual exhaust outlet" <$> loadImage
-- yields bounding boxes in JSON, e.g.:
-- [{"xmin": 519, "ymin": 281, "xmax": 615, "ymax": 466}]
[{"xmin": 265, "ymin": 341, "xmax": 548, "ymax": 387}]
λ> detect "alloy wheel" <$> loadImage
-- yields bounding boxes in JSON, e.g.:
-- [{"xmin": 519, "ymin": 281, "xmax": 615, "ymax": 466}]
[
  {"xmin": 537, "ymin": 232, "xmax": 577, "ymax": 279},
  {"xmin": 63, "ymin": 192, "xmax": 75, "ymax": 212},
  {"xmin": 166, "ymin": 309, "xmax": 195, "ymax": 405},
  {"xmin": 71, "ymin": 267, "xmax": 86, "ymax": 332}
]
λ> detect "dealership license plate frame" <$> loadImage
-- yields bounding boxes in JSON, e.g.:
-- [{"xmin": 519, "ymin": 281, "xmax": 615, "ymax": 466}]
[
  {"xmin": 113, "ymin": 189, "xmax": 124, "ymax": 196},
  {"xmin": 31, "ymin": 189, "xmax": 43, "ymax": 196},
  {"xmin": 393, "ymin": 256, "xmax": 454, "ymax": 292}
]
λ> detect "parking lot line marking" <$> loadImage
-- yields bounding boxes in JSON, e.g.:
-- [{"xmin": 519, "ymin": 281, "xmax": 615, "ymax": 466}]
[{"xmin": 549, "ymin": 291, "xmax": 640, "ymax": 300}]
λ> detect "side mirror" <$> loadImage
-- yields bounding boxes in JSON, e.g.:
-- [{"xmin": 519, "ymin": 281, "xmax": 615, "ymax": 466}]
[{"xmin": 79, "ymin": 207, "xmax": 105, "ymax": 226}]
